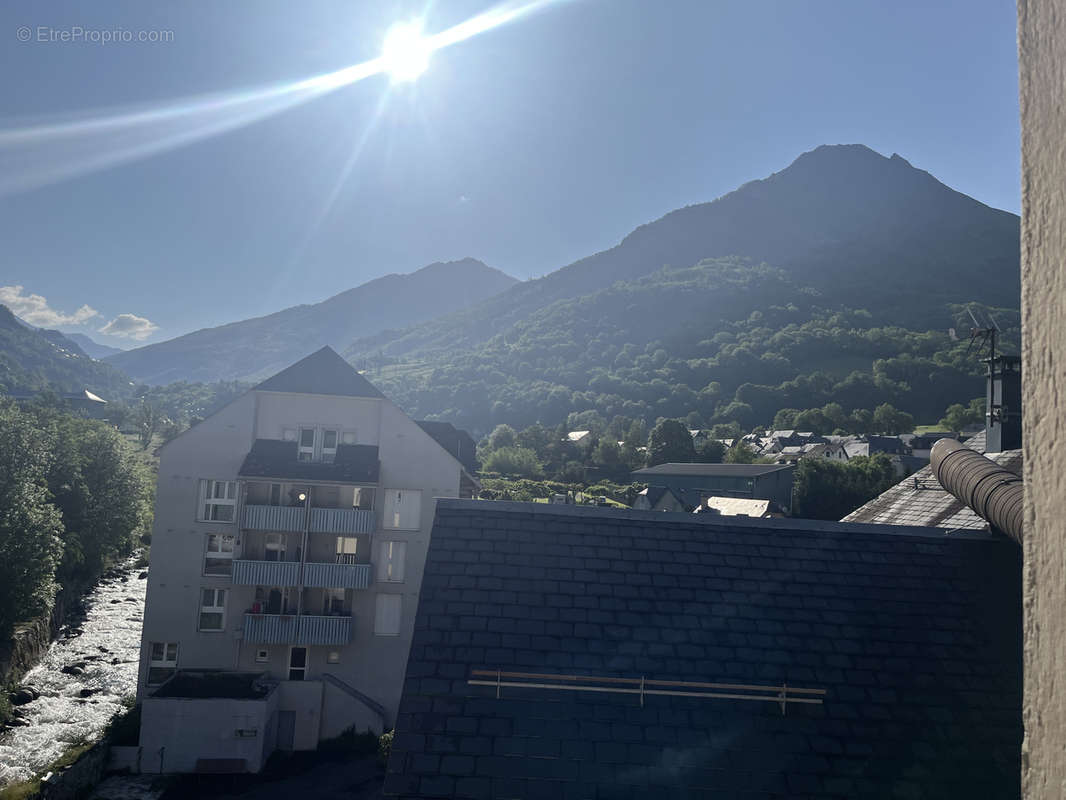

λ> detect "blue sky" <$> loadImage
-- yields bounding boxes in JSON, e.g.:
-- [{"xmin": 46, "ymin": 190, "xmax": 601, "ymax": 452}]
[{"xmin": 0, "ymin": 0, "xmax": 1020, "ymax": 346}]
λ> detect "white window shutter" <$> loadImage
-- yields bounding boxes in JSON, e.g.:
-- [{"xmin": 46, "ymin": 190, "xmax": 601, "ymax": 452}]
[{"xmin": 374, "ymin": 594, "xmax": 402, "ymax": 635}]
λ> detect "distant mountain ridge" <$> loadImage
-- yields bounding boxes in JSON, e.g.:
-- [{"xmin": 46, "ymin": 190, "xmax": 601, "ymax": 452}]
[
  {"xmin": 346, "ymin": 144, "xmax": 1019, "ymax": 361},
  {"xmin": 65, "ymin": 333, "xmax": 125, "ymax": 359},
  {"xmin": 106, "ymin": 258, "xmax": 518, "ymax": 384},
  {"xmin": 336, "ymin": 144, "xmax": 1021, "ymax": 434},
  {"xmin": 0, "ymin": 305, "xmax": 133, "ymax": 398}
]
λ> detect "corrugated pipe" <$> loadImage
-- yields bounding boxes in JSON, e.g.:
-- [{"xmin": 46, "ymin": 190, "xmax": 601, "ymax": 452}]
[{"xmin": 930, "ymin": 438, "xmax": 1023, "ymax": 545}]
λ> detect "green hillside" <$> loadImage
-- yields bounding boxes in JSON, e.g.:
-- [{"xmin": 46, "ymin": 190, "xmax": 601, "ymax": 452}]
[
  {"xmin": 349, "ymin": 257, "xmax": 1014, "ymax": 435},
  {"xmin": 0, "ymin": 305, "xmax": 133, "ymax": 399}
]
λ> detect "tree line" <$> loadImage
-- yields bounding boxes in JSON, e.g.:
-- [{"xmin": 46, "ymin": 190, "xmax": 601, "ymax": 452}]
[{"xmin": 0, "ymin": 399, "xmax": 153, "ymax": 637}]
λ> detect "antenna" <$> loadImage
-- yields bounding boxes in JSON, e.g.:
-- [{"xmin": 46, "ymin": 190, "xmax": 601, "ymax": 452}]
[{"xmin": 964, "ymin": 305, "xmax": 997, "ymax": 362}]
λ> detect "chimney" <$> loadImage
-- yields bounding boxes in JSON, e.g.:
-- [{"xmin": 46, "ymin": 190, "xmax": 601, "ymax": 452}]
[{"xmin": 985, "ymin": 355, "xmax": 1022, "ymax": 453}]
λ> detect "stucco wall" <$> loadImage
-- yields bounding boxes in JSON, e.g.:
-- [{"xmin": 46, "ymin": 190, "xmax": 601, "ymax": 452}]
[
  {"xmin": 139, "ymin": 690, "xmax": 279, "ymax": 773},
  {"xmin": 1019, "ymin": 1, "xmax": 1066, "ymax": 795}
]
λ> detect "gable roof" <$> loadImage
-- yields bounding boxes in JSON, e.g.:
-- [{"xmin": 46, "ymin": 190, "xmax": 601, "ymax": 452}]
[
  {"xmin": 632, "ymin": 462, "xmax": 793, "ymax": 478},
  {"xmin": 238, "ymin": 439, "xmax": 379, "ymax": 483},
  {"xmin": 252, "ymin": 346, "xmax": 385, "ymax": 399},
  {"xmin": 386, "ymin": 500, "xmax": 1021, "ymax": 799},
  {"xmin": 415, "ymin": 421, "xmax": 479, "ymax": 474},
  {"xmin": 843, "ymin": 430, "xmax": 1023, "ymax": 529}
]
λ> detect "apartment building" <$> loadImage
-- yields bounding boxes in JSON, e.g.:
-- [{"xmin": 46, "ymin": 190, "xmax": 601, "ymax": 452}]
[{"xmin": 135, "ymin": 347, "xmax": 478, "ymax": 773}]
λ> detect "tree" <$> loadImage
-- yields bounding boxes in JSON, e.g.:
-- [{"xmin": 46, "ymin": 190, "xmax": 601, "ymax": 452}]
[
  {"xmin": 695, "ymin": 439, "xmax": 726, "ymax": 464},
  {"xmin": 871, "ymin": 403, "xmax": 915, "ymax": 435},
  {"xmin": 772, "ymin": 409, "xmax": 800, "ymax": 430},
  {"xmin": 481, "ymin": 446, "xmax": 543, "ymax": 478},
  {"xmin": 592, "ymin": 439, "xmax": 626, "ymax": 472},
  {"xmin": 136, "ymin": 400, "xmax": 160, "ymax": 450},
  {"xmin": 938, "ymin": 398, "xmax": 985, "ymax": 431},
  {"xmin": 792, "ymin": 453, "xmax": 897, "ymax": 520},
  {"xmin": 485, "ymin": 424, "xmax": 517, "ymax": 452},
  {"xmin": 724, "ymin": 441, "xmax": 760, "ymax": 464},
  {"xmin": 646, "ymin": 419, "xmax": 696, "ymax": 467},
  {"xmin": 0, "ymin": 402, "xmax": 64, "ymax": 636}
]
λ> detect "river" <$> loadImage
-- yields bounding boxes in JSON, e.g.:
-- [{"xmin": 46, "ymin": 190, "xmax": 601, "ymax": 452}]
[{"xmin": 0, "ymin": 557, "xmax": 146, "ymax": 786}]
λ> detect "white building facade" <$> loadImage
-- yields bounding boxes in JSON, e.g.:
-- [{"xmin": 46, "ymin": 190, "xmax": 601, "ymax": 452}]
[{"xmin": 136, "ymin": 347, "xmax": 476, "ymax": 773}]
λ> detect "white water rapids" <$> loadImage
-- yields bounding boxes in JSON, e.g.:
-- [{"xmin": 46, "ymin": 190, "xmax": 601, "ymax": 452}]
[{"xmin": 0, "ymin": 557, "xmax": 146, "ymax": 786}]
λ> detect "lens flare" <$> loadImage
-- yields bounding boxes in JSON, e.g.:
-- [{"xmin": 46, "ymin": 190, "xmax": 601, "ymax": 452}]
[
  {"xmin": 381, "ymin": 21, "xmax": 433, "ymax": 83},
  {"xmin": 0, "ymin": 0, "xmax": 566, "ymax": 197}
]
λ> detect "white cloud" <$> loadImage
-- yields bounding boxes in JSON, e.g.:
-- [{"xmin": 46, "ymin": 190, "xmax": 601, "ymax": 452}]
[
  {"xmin": 0, "ymin": 284, "xmax": 99, "ymax": 328},
  {"xmin": 98, "ymin": 313, "xmax": 159, "ymax": 341}
]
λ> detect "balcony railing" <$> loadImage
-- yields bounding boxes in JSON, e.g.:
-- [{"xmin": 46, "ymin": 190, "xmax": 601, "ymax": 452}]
[
  {"xmin": 242, "ymin": 505, "xmax": 304, "ymax": 532},
  {"xmin": 309, "ymin": 507, "xmax": 375, "ymax": 534},
  {"xmin": 241, "ymin": 505, "xmax": 374, "ymax": 534},
  {"xmin": 232, "ymin": 559, "xmax": 299, "ymax": 587},
  {"xmin": 302, "ymin": 562, "xmax": 372, "ymax": 590},
  {"xmin": 243, "ymin": 614, "xmax": 352, "ymax": 646}
]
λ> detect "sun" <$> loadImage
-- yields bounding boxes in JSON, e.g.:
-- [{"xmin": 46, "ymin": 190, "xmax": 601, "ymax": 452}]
[{"xmin": 381, "ymin": 21, "xmax": 433, "ymax": 83}]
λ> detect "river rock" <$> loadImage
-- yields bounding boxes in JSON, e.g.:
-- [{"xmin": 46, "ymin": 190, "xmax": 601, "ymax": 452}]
[
  {"xmin": 78, "ymin": 688, "xmax": 97, "ymax": 698},
  {"xmin": 138, "ymin": 571, "xmax": 148, "ymax": 579},
  {"xmin": 61, "ymin": 663, "xmax": 86, "ymax": 676},
  {"xmin": 9, "ymin": 687, "xmax": 38, "ymax": 705},
  {"xmin": 110, "ymin": 599, "xmax": 121, "ymax": 604}
]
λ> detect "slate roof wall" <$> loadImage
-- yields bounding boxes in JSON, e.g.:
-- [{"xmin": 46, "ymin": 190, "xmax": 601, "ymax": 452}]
[{"xmin": 386, "ymin": 501, "xmax": 1021, "ymax": 799}]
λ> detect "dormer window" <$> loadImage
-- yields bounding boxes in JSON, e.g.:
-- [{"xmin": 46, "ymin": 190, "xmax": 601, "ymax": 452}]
[
  {"xmin": 298, "ymin": 428, "xmax": 316, "ymax": 461},
  {"xmin": 292, "ymin": 426, "xmax": 350, "ymax": 463},
  {"xmin": 322, "ymin": 429, "xmax": 338, "ymax": 463}
]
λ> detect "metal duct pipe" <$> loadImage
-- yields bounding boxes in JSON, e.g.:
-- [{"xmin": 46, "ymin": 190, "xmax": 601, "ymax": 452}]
[{"xmin": 930, "ymin": 438, "xmax": 1023, "ymax": 545}]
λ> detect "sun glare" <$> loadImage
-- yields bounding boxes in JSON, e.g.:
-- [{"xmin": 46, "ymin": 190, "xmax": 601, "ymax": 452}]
[{"xmin": 381, "ymin": 21, "xmax": 433, "ymax": 83}]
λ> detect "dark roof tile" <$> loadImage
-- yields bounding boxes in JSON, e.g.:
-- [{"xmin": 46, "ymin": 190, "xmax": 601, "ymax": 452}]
[
  {"xmin": 387, "ymin": 501, "xmax": 1021, "ymax": 799},
  {"xmin": 252, "ymin": 346, "xmax": 385, "ymax": 398},
  {"xmin": 237, "ymin": 438, "xmax": 379, "ymax": 483}
]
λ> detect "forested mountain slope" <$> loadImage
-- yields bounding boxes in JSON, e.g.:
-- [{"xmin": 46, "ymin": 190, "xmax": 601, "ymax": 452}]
[
  {"xmin": 347, "ymin": 144, "xmax": 1018, "ymax": 362},
  {"xmin": 344, "ymin": 145, "xmax": 1019, "ymax": 435},
  {"xmin": 0, "ymin": 305, "xmax": 133, "ymax": 398}
]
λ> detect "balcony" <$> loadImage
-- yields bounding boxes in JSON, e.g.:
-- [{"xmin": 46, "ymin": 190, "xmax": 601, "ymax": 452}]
[
  {"xmin": 243, "ymin": 614, "xmax": 352, "ymax": 646},
  {"xmin": 242, "ymin": 505, "xmax": 304, "ymax": 532},
  {"xmin": 240, "ymin": 505, "xmax": 374, "ymax": 534},
  {"xmin": 302, "ymin": 562, "xmax": 372, "ymax": 589},
  {"xmin": 309, "ymin": 507, "xmax": 374, "ymax": 534},
  {"xmin": 232, "ymin": 560, "xmax": 299, "ymax": 587}
]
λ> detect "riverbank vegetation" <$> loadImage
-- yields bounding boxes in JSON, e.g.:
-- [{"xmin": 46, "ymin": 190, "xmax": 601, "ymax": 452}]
[{"xmin": 0, "ymin": 399, "xmax": 153, "ymax": 640}]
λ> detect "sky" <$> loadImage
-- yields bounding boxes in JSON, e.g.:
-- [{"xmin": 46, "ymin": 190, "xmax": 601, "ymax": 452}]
[{"xmin": 0, "ymin": 0, "xmax": 1020, "ymax": 347}]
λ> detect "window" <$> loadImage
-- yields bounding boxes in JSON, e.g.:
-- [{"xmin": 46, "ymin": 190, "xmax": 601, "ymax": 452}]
[
  {"xmin": 322, "ymin": 429, "xmax": 339, "ymax": 463},
  {"xmin": 335, "ymin": 537, "xmax": 358, "ymax": 565},
  {"xmin": 199, "ymin": 480, "xmax": 236, "ymax": 522},
  {"xmin": 254, "ymin": 586, "xmax": 293, "ymax": 615},
  {"xmin": 323, "ymin": 588, "xmax": 346, "ymax": 615},
  {"xmin": 377, "ymin": 541, "xmax": 406, "ymax": 583},
  {"xmin": 264, "ymin": 533, "xmax": 286, "ymax": 562},
  {"xmin": 327, "ymin": 650, "xmax": 341, "ymax": 664},
  {"xmin": 147, "ymin": 641, "xmax": 178, "ymax": 685},
  {"xmin": 374, "ymin": 593, "xmax": 402, "ymax": 636},
  {"xmin": 341, "ymin": 431, "xmax": 357, "ymax": 445},
  {"xmin": 255, "ymin": 648, "xmax": 269, "ymax": 663},
  {"xmin": 282, "ymin": 428, "xmax": 297, "ymax": 442},
  {"xmin": 199, "ymin": 588, "xmax": 226, "ymax": 631},
  {"xmin": 203, "ymin": 533, "xmax": 235, "ymax": 576},
  {"xmin": 383, "ymin": 489, "xmax": 422, "ymax": 530},
  {"xmin": 269, "ymin": 483, "xmax": 282, "ymax": 506},
  {"xmin": 298, "ymin": 428, "xmax": 315, "ymax": 461},
  {"xmin": 288, "ymin": 647, "xmax": 307, "ymax": 681},
  {"xmin": 354, "ymin": 487, "xmax": 374, "ymax": 511}
]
